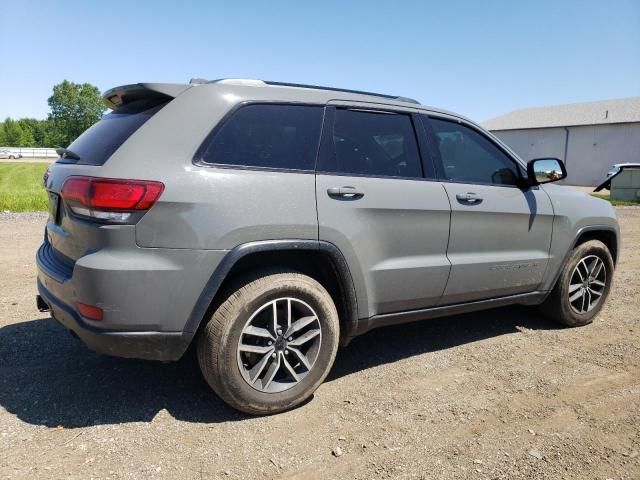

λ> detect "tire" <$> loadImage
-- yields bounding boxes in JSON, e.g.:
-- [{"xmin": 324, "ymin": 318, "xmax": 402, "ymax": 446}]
[
  {"xmin": 8, "ymin": 155, "xmax": 14, "ymax": 159},
  {"xmin": 197, "ymin": 269, "xmax": 340, "ymax": 415},
  {"xmin": 540, "ymin": 240, "xmax": 614, "ymax": 327}
]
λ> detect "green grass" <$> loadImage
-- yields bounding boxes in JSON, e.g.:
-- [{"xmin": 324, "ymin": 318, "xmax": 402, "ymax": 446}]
[
  {"xmin": 591, "ymin": 193, "xmax": 640, "ymax": 206},
  {"xmin": 0, "ymin": 162, "xmax": 49, "ymax": 212}
]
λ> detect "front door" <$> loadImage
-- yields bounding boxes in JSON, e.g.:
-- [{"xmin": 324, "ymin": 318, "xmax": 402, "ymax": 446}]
[
  {"xmin": 423, "ymin": 116, "xmax": 554, "ymax": 305},
  {"xmin": 316, "ymin": 106, "xmax": 451, "ymax": 317}
]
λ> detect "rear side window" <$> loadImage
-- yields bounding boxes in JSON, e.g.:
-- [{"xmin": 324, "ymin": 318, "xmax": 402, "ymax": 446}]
[
  {"xmin": 319, "ymin": 109, "xmax": 422, "ymax": 178},
  {"xmin": 199, "ymin": 104, "xmax": 323, "ymax": 171},
  {"xmin": 63, "ymin": 102, "xmax": 165, "ymax": 166}
]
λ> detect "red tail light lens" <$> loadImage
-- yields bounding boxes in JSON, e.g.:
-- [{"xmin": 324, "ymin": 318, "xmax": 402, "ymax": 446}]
[
  {"xmin": 60, "ymin": 176, "xmax": 164, "ymax": 222},
  {"xmin": 61, "ymin": 176, "xmax": 164, "ymax": 210}
]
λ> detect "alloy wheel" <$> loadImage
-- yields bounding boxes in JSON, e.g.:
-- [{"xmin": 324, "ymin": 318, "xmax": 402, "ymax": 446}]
[
  {"xmin": 236, "ymin": 297, "xmax": 322, "ymax": 393},
  {"xmin": 568, "ymin": 255, "xmax": 606, "ymax": 314}
]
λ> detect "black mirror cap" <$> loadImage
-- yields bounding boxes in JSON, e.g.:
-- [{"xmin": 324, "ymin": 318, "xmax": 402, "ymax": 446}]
[{"xmin": 527, "ymin": 157, "xmax": 568, "ymax": 186}]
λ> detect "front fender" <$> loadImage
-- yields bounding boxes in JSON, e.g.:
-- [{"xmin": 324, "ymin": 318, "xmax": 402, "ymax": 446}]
[{"xmin": 541, "ymin": 184, "xmax": 620, "ymax": 291}]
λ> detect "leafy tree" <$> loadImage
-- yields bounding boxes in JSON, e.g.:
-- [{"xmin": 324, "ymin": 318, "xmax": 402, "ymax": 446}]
[
  {"xmin": 47, "ymin": 80, "xmax": 105, "ymax": 147},
  {"xmin": 0, "ymin": 118, "xmax": 35, "ymax": 147},
  {"xmin": 17, "ymin": 118, "xmax": 51, "ymax": 147},
  {"xmin": 0, "ymin": 81, "xmax": 103, "ymax": 148}
]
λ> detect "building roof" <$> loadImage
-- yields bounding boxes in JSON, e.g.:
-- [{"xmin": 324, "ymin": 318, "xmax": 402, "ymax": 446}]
[{"xmin": 482, "ymin": 97, "xmax": 640, "ymax": 131}]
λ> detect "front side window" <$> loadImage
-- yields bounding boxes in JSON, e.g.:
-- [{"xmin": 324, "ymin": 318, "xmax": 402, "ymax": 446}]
[
  {"xmin": 319, "ymin": 108, "xmax": 423, "ymax": 178},
  {"xmin": 200, "ymin": 104, "xmax": 323, "ymax": 170},
  {"xmin": 427, "ymin": 117, "xmax": 521, "ymax": 186}
]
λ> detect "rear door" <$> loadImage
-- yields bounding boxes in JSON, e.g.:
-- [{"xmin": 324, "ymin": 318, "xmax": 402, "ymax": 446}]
[
  {"xmin": 315, "ymin": 105, "xmax": 451, "ymax": 317},
  {"xmin": 422, "ymin": 116, "xmax": 554, "ymax": 304}
]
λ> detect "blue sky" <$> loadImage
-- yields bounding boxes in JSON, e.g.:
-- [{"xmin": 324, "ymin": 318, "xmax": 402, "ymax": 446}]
[{"xmin": 1, "ymin": 0, "xmax": 638, "ymax": 122}]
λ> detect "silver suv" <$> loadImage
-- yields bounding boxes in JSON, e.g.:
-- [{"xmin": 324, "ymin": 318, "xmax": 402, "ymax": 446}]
[{"xmin": 36, "ymin": 79, "xmax": 619, "ymax": 414}]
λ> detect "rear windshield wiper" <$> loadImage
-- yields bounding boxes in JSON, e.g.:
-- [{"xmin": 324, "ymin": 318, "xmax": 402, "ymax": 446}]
[{"xmin": 56, "ymin": 148, "xmax": 81, "ymax": 161}]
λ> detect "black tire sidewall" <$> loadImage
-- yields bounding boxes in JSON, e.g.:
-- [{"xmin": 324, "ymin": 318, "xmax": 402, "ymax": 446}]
[
  {"xmin": 201, "ymin": 273, "xmax": 339, "ymax": 414},
  {"xmin": 556, "ymin": 241, "xmax": 614, "ymax": 326}
]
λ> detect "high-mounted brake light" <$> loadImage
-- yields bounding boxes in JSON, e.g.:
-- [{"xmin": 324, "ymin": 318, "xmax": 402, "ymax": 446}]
[{"xmin": 60, "ymin": 176, "xmax": 164, "ymax": 222}]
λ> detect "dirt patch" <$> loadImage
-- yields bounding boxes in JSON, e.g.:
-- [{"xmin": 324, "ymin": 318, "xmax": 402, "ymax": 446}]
[{"xmin": 0, "ymin": 209, "xmax": 639, "ymax": 479}]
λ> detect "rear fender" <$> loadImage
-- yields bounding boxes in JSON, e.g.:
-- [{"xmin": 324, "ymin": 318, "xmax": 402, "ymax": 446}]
[{"xmin": 183, "ymin": 240, "xmax": 363, "ymax": 341}]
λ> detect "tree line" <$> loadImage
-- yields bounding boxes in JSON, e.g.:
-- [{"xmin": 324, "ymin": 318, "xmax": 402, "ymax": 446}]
[{"xmin": 0, "ymin": 80, "xmax": 105, "ymax": 148}]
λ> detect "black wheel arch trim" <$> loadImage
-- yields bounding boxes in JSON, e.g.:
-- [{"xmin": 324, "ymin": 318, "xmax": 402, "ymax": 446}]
[
  {"xmin": 545, "ymin": 224, "xmax": 619, "ymax": 299},
  {"xmin": 570, "ymin": 224, "xmax": 619, "ymax": 261},
  {"xmin": 183, "ymin": 239, "xmax": 362, "ymax": 341}
]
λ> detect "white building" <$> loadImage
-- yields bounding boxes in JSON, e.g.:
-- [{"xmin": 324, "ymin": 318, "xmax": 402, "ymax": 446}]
[{"xmin": 483, "ymin": 98, "xmax": 640, "ymax": 186}]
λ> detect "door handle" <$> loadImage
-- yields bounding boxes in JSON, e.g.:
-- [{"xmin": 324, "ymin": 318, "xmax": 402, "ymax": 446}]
[
  {"xmin": 327, "ymin": 186, "xmax": 364, "ymax": 198},
  {"xmin": 456, "ymin": 192, "xmax": 483, "ymax": 204}
]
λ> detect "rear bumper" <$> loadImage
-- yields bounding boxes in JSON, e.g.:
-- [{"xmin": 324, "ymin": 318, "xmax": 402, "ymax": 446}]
[
  {"xmin": 35, "ymin": 237, "xmax": 227, "ymax": 361},
  {"xmin": 37, "ymin": 282, "xmax": 190, "ymax": 361}
]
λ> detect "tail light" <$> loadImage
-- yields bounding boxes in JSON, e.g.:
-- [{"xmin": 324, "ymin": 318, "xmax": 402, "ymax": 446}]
[{"xmin": 60, "ymin": 176, "xmax": 164, "ymax": 222}]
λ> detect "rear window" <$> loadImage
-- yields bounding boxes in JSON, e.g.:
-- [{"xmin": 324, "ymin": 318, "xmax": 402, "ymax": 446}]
[
  {"xmin": 61, "ymin": 102, "xmax": 165, "ymax": 166},
  {"xmin": 199, "ymin": 104, "xmax": 324, "ymax": 171}
]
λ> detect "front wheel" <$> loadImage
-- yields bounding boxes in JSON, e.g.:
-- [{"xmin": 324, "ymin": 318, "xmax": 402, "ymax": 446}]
[
  {"xmin": 540, "ymin": 240, "xmax": 614, "ymax": 327},
  {"xmin": 197, "ymin": 269, "xmax": 339, "ymax": 414}
]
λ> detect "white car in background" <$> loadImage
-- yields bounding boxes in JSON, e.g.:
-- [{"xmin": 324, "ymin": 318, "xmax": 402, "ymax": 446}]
[
  {"xmin": 595, "ymin": 162, "xmax": 640, "ymax": 192},
  {"xmin": 0, "ymin": 149, "xmax": 22, "ymax": 159},
  {"xmin": 606, "ymin": 163, "xmax": 640, "ymax": 177}
]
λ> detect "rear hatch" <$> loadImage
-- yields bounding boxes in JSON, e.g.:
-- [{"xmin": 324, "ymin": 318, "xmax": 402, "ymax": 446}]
[{"xmin": 43, "ymin": 83, "xmax": 188, "ymax": 269}]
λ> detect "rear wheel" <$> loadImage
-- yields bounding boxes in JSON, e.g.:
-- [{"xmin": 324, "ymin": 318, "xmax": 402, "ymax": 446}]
[
  {"xmin": 540, "ymin": 240, "xmax": 614, "ymax": 327},
  {"xmin": 197, "ymin": 270, "xmax": 339, "ymax": 414}
]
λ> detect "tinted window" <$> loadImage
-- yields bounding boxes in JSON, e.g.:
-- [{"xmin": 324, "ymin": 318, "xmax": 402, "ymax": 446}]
[
  {"xmin": 321, "ymin": 109, "xmax": 422, "ymax": 178},
  {"xmin": 427, "ymin": 117, "xmax": 520, "ymax": 185},
  {"xmin": 64, "ymin": 102, "xmax": 165, "ymax": 166},
  {"xmin": 201, "ymin": 104, "xmax": 323, "ymax": 170}
]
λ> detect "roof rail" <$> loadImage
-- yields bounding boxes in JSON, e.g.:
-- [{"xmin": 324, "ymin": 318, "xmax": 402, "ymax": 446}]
[
  {"xmin": 263, "ymin": 80, "xmax": 420, "ymax": 104},
  {"xmin": 208, "ymin": 78, "xmax": 267, "ymax": 87},
  {"xmin": 394, "ymin": 96, "xmax": 420, "ymax": 104},
  {"xmin": 206, "ymin": 78, "xmax": 420, "ymax": 104}
]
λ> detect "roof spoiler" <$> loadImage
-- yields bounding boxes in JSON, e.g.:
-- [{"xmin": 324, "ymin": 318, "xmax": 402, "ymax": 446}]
[{"xmin": 102, "ymin": 83, "xmax": 190, "ymax": 110}]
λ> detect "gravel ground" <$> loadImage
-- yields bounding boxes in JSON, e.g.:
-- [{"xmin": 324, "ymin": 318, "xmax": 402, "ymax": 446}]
[{"xmin": 0, "ymin": 209, "xmax": 639, "ymax": 480}]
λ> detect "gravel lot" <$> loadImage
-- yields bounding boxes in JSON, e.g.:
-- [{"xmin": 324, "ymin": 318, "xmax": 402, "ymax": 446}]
[{"xmin": 1, "ymin": 209, "xmax": 639, "ymax": 479}]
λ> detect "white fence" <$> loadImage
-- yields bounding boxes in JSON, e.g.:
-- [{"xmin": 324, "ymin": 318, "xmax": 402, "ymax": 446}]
[{"xmin": 0, "ymin": 147, "xmax": 58, "ymax": 158}]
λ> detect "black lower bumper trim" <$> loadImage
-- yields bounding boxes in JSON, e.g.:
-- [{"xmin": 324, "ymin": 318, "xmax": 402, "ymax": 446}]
[
  {"xmin": 36, "ymin": 242, "xmax": 73, "ymax": 283},
  {"xmin": 37, "ymin": 281, "xmax": 191, "ymax": 362}
]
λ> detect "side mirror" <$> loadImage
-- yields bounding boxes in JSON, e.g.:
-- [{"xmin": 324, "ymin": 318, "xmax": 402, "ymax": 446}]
[{"xmin": 527, "ymin": 158, "xmax": 567, "ymax": 185}]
